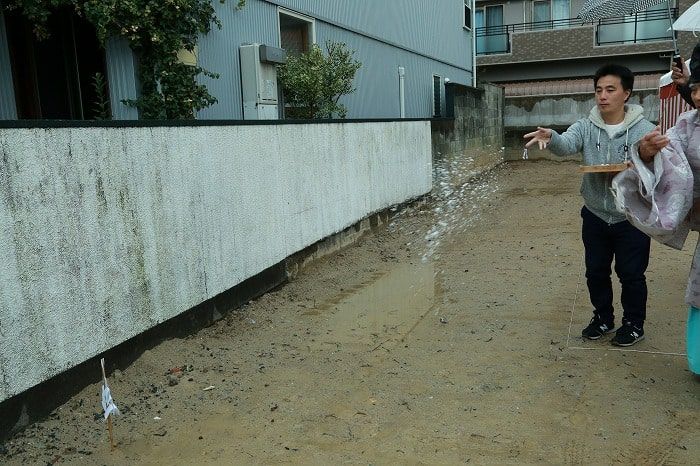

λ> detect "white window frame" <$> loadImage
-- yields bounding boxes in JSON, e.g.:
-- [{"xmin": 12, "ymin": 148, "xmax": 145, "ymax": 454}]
[
  {"xmin": 463, "ymin": 0, "xmax": 473, "ymax": 30},
  {"xmin": 277, "ymin": 7, "xmax": 316, "ymax": 49}
]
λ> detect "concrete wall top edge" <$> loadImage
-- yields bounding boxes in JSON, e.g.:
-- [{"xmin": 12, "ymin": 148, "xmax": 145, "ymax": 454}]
[{"xmin": 0, "ymin": 118, "xmax": 436, "ymax": 129}]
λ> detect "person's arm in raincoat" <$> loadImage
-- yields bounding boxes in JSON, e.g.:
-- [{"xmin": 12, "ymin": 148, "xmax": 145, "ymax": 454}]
[
  {"xmin": 638, "ymin": 126, "xmax": 670, "ymax": 163},
  {"xmin": 672, "ymin": 57, "xmax": 696, "ymax": 109},
  {"xmin": 663, "ymin": 113, "xmax": 700, "ymax": 229},
  {"xmin": 613, "ymin": 114, "xmax": 693, "ymax": 250}
]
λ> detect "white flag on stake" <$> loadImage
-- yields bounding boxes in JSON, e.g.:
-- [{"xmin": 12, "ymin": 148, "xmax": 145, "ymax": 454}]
[{"xmin": 100, "ymin": 358, "xmax": 120, "ymax": 420}]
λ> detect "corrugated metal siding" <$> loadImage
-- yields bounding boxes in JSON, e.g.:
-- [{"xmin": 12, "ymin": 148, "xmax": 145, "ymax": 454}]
[
  {"xmin": 105, "ymin": 37, "xmax": 139, "ymax": 120},
  {"xmin": 315, "ymin": 22, "xmax": 470, "ymax": 118},
  {"xmin": 198, "ymin": 0, "xmax": 473, "ymax": 119},
  {"xmin": 267, "ymin": 0, "xmax": 473, "ymax": 70},
  {"xmin": 0, "ymin": 13, "xmax": 17, "ymax": 120},
  {"xmin": 197, "ymin": 1, "xmax": 280, "ymax": 119}
]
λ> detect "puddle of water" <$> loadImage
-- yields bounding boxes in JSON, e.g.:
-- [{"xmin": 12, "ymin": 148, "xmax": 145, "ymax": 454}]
[{"xmin": 306, "ymin": 263, "xmax": 439, "ymax": 350}]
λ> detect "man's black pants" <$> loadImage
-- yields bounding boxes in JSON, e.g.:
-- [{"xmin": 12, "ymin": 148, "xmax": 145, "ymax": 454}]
[{"xmin": 581, "ymin": 206, "xmax": 651, "ymax": 327}]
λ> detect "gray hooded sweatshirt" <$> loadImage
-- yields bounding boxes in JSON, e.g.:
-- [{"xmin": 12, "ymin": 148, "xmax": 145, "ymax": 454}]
[{"xmin": 548, "ymin": 104, "xmax": 655, "ymax": 224}]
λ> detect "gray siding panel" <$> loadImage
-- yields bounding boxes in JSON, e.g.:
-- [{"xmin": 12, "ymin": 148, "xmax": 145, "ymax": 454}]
[
  {"xmin": 105, "ymin": 37, "xmax": 139, "ymax": 120},
  {"xmin": 197, "ymin": 1, "xmax": 280, "ymax": 119},
  {"xmin": 0, "ymin": 13, "xmax": 17, "ymax": 120},
  {"xmin": 198, "ymin": 0, "xmax": 473, "ymax": 119},
  {"xmin": 316, "ymin": 22, "xmax": 471, "ymax": 118},
  {"xmin": 268, "ymin": 0, "xmax": 473, "ymax": 69}
]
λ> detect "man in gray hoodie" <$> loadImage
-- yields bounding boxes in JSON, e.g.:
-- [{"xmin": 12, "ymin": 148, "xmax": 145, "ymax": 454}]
[{"xmin": 524, "ymin": 64, "xmax": 667, "ymax": 346}]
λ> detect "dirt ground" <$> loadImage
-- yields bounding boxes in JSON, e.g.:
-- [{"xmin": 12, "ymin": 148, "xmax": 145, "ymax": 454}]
[{"xmin": 1, "ymin": 160, "xmax": 699, "ymax": 465}]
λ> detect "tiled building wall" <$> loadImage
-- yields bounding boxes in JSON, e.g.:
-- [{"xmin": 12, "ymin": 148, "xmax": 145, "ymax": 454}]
[{"xmin": 478, "ymin": 26, "xmax": 675, "ymax": 66}]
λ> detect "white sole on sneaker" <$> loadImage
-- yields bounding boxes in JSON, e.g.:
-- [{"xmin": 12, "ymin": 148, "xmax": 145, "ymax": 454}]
[{"xmin": 611, "ymin": 334, "xmax": 645, "ymax": 347}]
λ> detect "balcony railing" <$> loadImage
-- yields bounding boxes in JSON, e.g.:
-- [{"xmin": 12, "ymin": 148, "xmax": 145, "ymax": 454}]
[{"xmin": 476, "ymin": 8, "xmax": 677, "ymax": 55}]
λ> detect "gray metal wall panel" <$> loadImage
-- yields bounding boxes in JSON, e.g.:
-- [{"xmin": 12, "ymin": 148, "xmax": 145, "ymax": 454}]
[
  {"xmin": 105, "ymin": 37, "xmax": 139, "ymax": 120},
  {"xmin": 268, "ymin": 0, "xmax": 473, "ymax": 70},
  {"xmin": 197, "ymin": 1, "xmax": 280, "ymax": 119},
  {"xmin": 0, "ymin": 13, "xmax": 17, "ymax": 120},
  {"xmin": 197, "ymin": 0, "xmax": 473, "ymax": 119},
  {"xmin": 315, "ymin": 22, "xmax": 471, "ymax": 118}
]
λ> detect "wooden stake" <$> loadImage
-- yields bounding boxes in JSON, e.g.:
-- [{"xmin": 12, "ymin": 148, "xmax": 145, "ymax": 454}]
[{"xmin": 107, "ymin": 415, "xmax": 115, "ymax": 451}]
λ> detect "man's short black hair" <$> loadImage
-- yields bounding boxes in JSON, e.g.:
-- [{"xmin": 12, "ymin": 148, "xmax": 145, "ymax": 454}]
[{"xmin": 594, "ymin": 64, "xmax": 634, "ymax": 93}]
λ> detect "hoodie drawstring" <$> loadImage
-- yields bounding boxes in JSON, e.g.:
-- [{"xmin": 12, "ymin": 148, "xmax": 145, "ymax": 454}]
[{"xmin": 596, "ymin": 127, "xmax": 630, "ymax": 161}]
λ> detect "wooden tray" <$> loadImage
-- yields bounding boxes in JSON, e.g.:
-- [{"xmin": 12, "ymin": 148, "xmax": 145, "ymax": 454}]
[{"xmin": 579, "ymin": 162, "xmax": 630, "ymax": 173}]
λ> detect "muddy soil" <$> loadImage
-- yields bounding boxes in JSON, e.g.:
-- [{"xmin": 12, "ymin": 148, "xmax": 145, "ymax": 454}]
[{"xmin": 1, "ymin": 160, "xmax": 698, "ymax": 465}]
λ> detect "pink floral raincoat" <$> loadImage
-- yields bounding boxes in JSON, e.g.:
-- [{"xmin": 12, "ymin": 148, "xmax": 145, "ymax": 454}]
[{"xmin": 612, "ymin": 109, "xmax": 700, "ymax": 307}]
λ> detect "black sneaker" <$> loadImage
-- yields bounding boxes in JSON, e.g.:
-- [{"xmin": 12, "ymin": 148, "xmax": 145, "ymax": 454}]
[
  {"xmin": 611, "ymin": 322, "xmax": 644, "ymax": 347},
  {"xmin": 581, "ymin": 316, "xmax": 614, "ymax": 340}
]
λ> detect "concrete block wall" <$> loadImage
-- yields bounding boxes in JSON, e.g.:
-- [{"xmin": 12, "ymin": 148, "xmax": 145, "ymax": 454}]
[
  {"xmin": 0, "ymin": 121, "xmax": 432, "ymax": 403},
  {"xmin": 432, "ymin": 83, "xmax": 505, "ymax": 182}
]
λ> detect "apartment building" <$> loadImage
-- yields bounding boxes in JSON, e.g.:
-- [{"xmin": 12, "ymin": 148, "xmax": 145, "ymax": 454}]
[{"xmin": 474, "ymin": 0, "xmax": 698, "ymax": 85}]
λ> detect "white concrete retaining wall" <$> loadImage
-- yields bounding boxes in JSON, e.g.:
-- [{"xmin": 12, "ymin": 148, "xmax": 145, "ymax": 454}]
[{"xmin": 0, "ymin": 121, "xmax": 432, "ymax": 402}]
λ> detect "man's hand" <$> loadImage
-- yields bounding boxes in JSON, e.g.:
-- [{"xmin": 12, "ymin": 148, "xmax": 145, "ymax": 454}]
[
  {"xmin": 672, "ymin": 57, "xmax": 690, "ymax": 87},
  {"xmin": 523, "ymin": 127, "xmax": 553, "ymax": 150},
  {"xmin": 638, "ymin": 126, "xmax": 669, "ymax": 163}
]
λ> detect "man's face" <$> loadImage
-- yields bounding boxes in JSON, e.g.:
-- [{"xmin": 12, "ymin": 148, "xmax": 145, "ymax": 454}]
[{"xmin": 595, "ymin": 75, "xmax": 631, "ymax": 118}]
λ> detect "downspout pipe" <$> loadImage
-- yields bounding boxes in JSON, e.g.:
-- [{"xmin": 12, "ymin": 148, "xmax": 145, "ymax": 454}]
[{"xmin": 472, "ymin": 0, "xmax": 477, "ymax": 87}]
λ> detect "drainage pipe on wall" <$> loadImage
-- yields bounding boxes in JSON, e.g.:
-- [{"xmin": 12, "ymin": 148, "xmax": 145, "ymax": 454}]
[
  {"xmin": 472, "ymin": 0, "xmax": 477, "ymax": 87},
  {"xmin": 398, "ymin": 66, "xmax": 406, "ymax": 118}
]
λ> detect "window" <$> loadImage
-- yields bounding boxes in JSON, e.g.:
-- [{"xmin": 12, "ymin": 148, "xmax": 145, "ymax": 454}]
[
  {"xmin": 5, "ymin": 7, "xmax": 109, "ymax": 119},
  {"xmin": 533, "ymin": 1, "xmax": 551, "ymax": 22},
  {"xmin": 532, "ymin": 0, "xmax": 571, "ymax": 29},
  {"xmin": 533, "ymin": 0, "xmax": 551, "ymax": 29},
  {"xmin": 464, "ymin": 1, "xmax": 472, "ymax": 29},
  {"xmin": 476, "ymin": 5, "xmax": 507, "ymax": 55},
  {"xmin": 433, "ymin": 75, "xmax": 441, "ymax": 117},
  {"xmin": 597, "ymin": 1, "xmax": 672, "ymax": 45},
  {"xmin": 278, "ymin": 9, "xmax": 315, "ymax": 56},
  {"xmin": 552, "ymin": 0, "xmax": 571, "ymax": 23}
]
